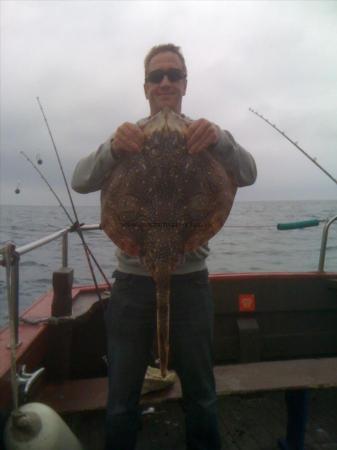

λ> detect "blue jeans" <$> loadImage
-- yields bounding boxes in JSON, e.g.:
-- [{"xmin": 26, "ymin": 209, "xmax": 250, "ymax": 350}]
[{"xmin": 104, "ymin": 270, "xmax": 222, "ymax": 450}]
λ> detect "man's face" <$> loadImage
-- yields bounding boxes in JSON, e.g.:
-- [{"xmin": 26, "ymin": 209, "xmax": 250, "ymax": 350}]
[{"xmin": 144, "ymin": 51, "xmax": 187, "ymax": 115}]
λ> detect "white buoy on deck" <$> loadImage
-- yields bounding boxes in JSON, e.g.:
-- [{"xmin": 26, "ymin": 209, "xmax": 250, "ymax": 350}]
[{"xmin": 5, "ymin": 402, "xmax": 83, "ymax": 450}]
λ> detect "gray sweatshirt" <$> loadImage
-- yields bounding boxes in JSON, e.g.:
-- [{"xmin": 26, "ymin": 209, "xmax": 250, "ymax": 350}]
[{"xmin": 71, "ymin": 116, "xmax": 257, "ymax": 275}]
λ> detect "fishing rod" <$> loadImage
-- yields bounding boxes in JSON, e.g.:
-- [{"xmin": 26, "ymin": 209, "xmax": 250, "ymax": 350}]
[
  {"xmin": 20, "ymin": 149, "xmax": 110, "ymax": 290},
  {"xmin": 249, "ymin": 108, "xmax": 337, "ymax": 186},
  {"xmin": 20, "ymin": 151, "xmax": 73, "ymax": 223},
  {"xmin": 35, "ymin": 97, "xmax": 111, "ymax": 293}
]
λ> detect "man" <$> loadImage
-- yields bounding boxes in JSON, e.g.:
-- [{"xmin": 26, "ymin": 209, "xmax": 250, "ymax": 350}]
[{"xmin": 72, "ymin": 44, "xmax": 257, "ymax": 450}]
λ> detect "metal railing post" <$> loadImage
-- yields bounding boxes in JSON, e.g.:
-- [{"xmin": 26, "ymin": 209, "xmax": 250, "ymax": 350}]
[
  {"xmin": 62, "ymin": 231, "xmax": 68, "ymax": 267},
  {"xmin": 10, "ymin": 253, "xmax": 20, "ymax": 346},
  {"xmin": 3, "ymin": 243, "xmax": 21, "ymax": 348},
  {"xmin": 318, "ymin": 215, "xmax": 337, "ymax": 272}
]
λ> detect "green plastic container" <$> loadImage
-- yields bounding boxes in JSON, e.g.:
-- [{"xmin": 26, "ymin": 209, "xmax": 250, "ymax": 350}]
[{"xmin": 277, "ymin": 219, "xmax": 320, "ymax": 230}]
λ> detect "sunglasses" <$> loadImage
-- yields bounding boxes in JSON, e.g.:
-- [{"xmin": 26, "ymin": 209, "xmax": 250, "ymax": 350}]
[{"xmin": 145, "ymin": 68, "xmax": 186, "ymax": 84}]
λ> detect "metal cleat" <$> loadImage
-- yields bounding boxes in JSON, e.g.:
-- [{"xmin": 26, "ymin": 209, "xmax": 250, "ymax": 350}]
[{"xmin": 17, "ymin": 365, "xmax": 45, "ymax": 403}]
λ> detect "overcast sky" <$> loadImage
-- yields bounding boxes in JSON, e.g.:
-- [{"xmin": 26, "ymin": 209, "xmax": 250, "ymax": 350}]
[{"xmin": 1, "ymin": 0, "xmax": 336, "ymax": 207}]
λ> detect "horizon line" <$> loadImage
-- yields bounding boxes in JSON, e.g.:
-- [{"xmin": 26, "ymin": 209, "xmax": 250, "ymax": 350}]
[{"xmin": 1, "ymin": 198, "xmax": 337, "ymax": 208}]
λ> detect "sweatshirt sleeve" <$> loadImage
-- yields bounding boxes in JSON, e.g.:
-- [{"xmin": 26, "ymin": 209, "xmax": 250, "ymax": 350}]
[
  {"xmin": 211, "ymin": 129, "xmax": 257, "ymax": 187},
  {"xmin": 71, "ymin": 136, "xmax": 119, "ymax": 193}
]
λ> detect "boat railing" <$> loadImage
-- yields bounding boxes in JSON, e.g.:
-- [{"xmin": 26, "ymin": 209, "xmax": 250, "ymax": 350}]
[
  {"xmin": 1, "ymin": 215, "xmax": 336, "ymax": 347},
  {"xmin": 0, "ymin": 224, "xmax": 100, "ymax": 346},
  {"xmin": 8, "ymin": 223, "xmax": 100, "ymax": 266},
  {"xmin": 319, "ymin": 214, "xmax": 337, "ymax": 271}
]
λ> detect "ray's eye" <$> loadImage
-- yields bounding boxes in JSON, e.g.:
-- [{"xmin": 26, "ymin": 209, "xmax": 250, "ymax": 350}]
[
  {"xmin": 118, "ymin": 196, "xmax": 140, "ymax": 223},
  {"xmin": 186, "ymin": 194, "xmax": 211, "ymax": 222}
]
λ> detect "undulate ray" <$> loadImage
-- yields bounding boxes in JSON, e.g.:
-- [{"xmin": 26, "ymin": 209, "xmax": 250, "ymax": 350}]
[{"xmin": 101, "ymin": 108, "xmax": 237, "ymax": 377}]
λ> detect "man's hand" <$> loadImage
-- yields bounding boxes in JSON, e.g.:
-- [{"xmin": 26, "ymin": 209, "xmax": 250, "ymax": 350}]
[
  {"xmin": 111, "ymin": 122, "xmax": 144, "ymax": 155},
  {"xmin": 186, "ymin": 119, "xmax": 220, "ymax": 154}
]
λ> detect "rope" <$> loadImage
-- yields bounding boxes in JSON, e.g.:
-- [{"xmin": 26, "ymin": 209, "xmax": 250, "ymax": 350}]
[{"xmin": 20, "ymin": 316, "xmax": 74, "ymax": 325}]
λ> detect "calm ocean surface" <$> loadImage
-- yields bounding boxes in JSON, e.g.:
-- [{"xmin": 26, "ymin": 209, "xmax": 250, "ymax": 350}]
[{"xmin": 0, "ymin": 200, "xmax": 336, "ymax": 327}]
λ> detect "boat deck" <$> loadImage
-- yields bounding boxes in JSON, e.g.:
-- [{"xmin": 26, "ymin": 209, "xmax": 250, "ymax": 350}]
[{"xmin": 65, "ymin": 388, "xmax": 337, "ymax": 450}]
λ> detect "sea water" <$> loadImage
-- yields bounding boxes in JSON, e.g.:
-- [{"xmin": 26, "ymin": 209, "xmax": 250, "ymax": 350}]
[{"xmin": 0, "ymin": 200, "xmax": 336, "ymax": 327}]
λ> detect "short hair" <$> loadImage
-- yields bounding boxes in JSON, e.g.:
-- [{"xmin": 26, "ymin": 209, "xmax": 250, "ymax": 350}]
[{"xmin": 144, "ymin": 44, "xmax": 187, "ymax": 77}]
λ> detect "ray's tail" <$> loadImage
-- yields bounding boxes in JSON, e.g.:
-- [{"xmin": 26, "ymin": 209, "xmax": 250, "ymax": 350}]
[{"xmin": 156, "ymin": 276, "xmax": 170, "ymax": 378}]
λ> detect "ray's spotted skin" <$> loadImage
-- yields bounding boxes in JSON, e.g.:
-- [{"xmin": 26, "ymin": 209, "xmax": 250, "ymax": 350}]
[{"xmin": 101, "ymin": 108, "xmax": 237, "ymax": 377}]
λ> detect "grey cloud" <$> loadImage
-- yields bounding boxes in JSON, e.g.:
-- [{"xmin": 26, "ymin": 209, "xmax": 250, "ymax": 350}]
[{"xmin": 1, "ymin": 1, "xmax": 336, "ymax": 206}]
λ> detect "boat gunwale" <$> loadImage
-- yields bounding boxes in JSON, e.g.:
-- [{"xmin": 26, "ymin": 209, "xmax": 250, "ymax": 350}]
[{"xmin": 1, "ymin": 270, "xmax": 336, "ymax": 410}]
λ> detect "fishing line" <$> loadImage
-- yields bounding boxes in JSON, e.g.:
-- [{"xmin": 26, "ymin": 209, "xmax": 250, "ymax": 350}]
[
  {"xmin": 225, "ymin": 220, "xmax": 326, "ymax": 229},
  {"xmin": 20, "ymin": 150, "xmax": 110, "ymax": 289},
  {"xmin": 249, "ymin": 108, "xmax": 337, "ymax": 186},
  {"xmin": 35, "ymin": 97, "xmax": 111, "ymax": 293},
  {"xmin": 224, "ymin": 225, "xmax": 288, "ymax": 228},
  {"xmin": 20, "ymin": 151, "xmax": 73, "ymax": 223}
]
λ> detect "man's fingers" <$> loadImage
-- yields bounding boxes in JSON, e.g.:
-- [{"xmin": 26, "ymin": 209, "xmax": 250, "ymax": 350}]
[
  {"xmin": 114, "ymin": 122, "xmax": 144, "ymax": 152},
  {"xmin": 186, "ymin": 119, "xmax": 209, "ymax": 148},
  {"xmin": 119, "ymin": 123, "xmax": 144, "ymax": 144},
  {"xmin": 114, "ymin": 119, "xmax": 220, "ymax": 154},
  {"xmin": 189, "ymin": 131, "xmax": 213, "ymax": 154},
  {"xmin": 187, "ymin": 120, "xmax": 219, "ymax": 154},
  {"xmin": 114, "ymin": 135, "xmax": 140, "ymax": 153},
  {"xmin": 118, "ymin": 127, "xmax": 142, "ymax": 148},
  {"xmin": 123, "ymin": 123, "xmax": 144, "ymax": 145}
]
